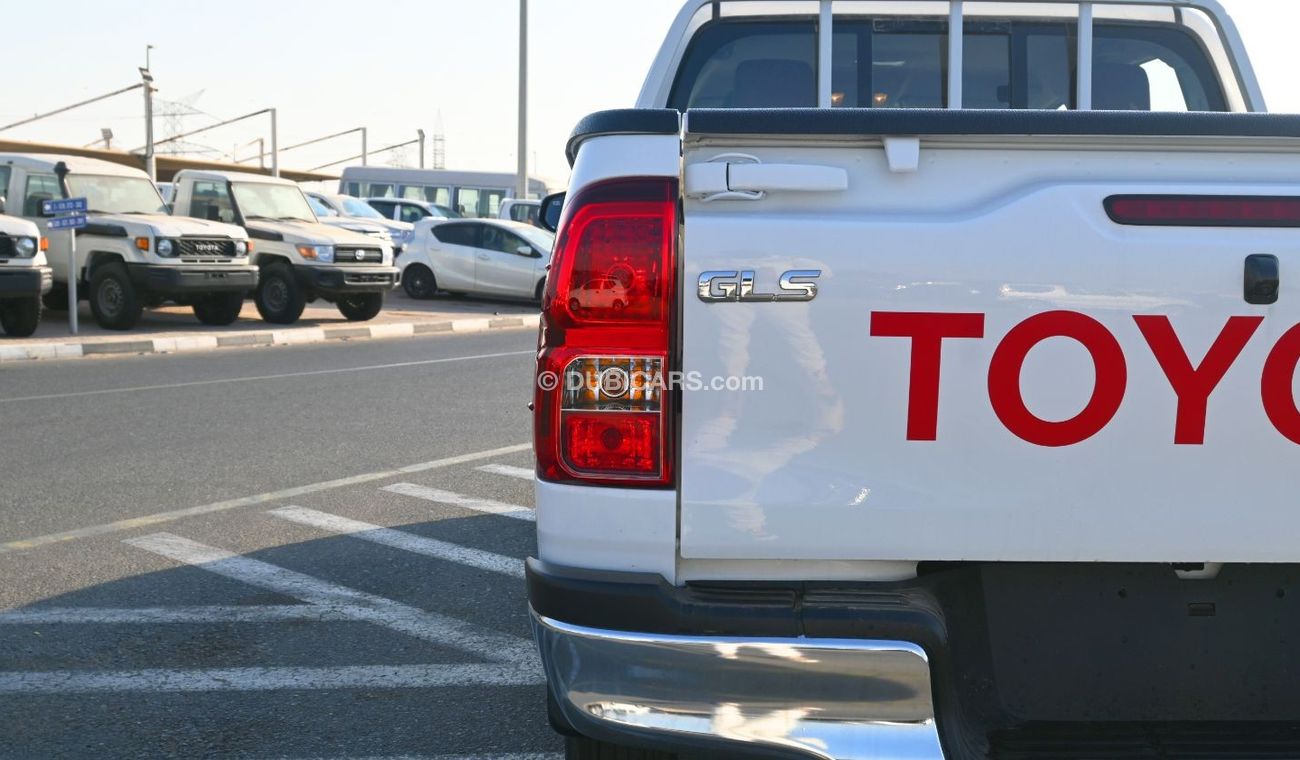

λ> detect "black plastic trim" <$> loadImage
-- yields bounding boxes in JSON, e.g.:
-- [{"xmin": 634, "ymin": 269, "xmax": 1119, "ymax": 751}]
[
  {"xmin": 246, "ymin": 227, "xmax": 284, "ymax": 242},
  {"xmin": 567, "ymin": 109, "xmax": 680, "ymax": 166},
  {"xmin": 125, "ymin": 263, "xmax": 258, "ymax": 295},
  {"xmin": 0, "ymin": 267, "xmax": 53, "ymax": 298},
  {"xmin": 77, "ymin": 223, "xmax": 128, "ymax": 238},
  {"xmin": 684, "ymin": 108, "xmax": 1300, "ymax": 138}
]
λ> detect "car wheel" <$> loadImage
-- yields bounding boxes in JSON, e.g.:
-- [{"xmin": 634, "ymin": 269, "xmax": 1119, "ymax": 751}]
[
  {"xmin": 89, "ymin": 262, "xmax": 143, "ymax": 331},
  {"xmin": 402, "ymin": 264, "xmax": 437, "ymax": 299},
  {"xmin": 41, "ymin": 288, "xmax": 68, "ymax": 311},
  {"xmin": 0, "ymin": 297, "xmax": 42, "ymax": 338},
  {"xmin": 535, "ymin": 279, "xmax": 546, "ymax": 302},
  {"xmin": 337, "ymin": 292, "xmax": 384, "ymax": 322},
  {"xmin": 612, "ymin": 300, "xmax": 626, "ymax": 312},
  {"xmin": 192, "ymin": 293, "xmax": 245, "ymax": 326},
  {"xmin": 255, "ymin": 264, "xmax": 306, "ymax": 324},
  {"xmin": 565, "ymin": 737, "xmax": 678, "ymax": 760}
]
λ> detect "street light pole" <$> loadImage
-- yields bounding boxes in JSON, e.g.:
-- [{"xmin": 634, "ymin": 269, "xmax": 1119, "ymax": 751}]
[
  {"xmin": 361, "ymin": 127, "xmax": 368, "ymax": 166},
  {"xmin": 140, "ymin": 67, "xmax": 156, "ymax": 181},
  {"xmin": 418, "ymin": 129, "xmax": 426, "ymax": 169},
  {"xmin": 516, "ymin": 0, "xmax": 528, "ymax": 200},
  {"xmin": 270, "ymin": 108, "xmax": 279, "ymax": 177}
]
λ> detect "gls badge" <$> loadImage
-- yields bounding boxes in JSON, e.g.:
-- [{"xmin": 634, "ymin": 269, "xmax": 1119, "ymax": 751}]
[{"xmin": 697, "ymin": 270, "xmax": 822, "ymax": 303}]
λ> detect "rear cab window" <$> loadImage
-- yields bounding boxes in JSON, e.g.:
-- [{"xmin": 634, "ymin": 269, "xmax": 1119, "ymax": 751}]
[{"xmin": 668, "ymin": 14, "xmax": 1226, "ymax": 112}]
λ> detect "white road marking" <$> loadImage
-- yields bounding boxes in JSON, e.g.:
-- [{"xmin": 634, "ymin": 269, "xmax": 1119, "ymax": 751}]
[
  {"xmin": 0, "ymin": 350, "xmax": 533, "ymax": 405},
  {"xmin": 383, "ymin": 484, "xmax": 536, "ymax": 522},
  {"xmin": 0, "ymin": 663, "xmax": 544, "ymax": 693},
  {"xmin": 269, "ymin": 507, "xmax": 524, "ymax": 579},
  {"xmin": 475, "ymin": 464, "xmax": 534, "ymax": 481},
  {"xmin": 0, "ymin": 605, "xmax": 341, "ymax": 625},
  {"xmin": 0, "ymin": 443, "xmax": 531, "ymax": 554},
  {"xmin": 124, "ymin": 533, "xmax": 538, "ymax": 668}
]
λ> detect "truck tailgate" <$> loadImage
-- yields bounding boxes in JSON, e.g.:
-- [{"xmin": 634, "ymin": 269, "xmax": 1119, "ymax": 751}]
[{"xmin": 679, "ymin": 109, "xmax": 1300, "ymax": 564}]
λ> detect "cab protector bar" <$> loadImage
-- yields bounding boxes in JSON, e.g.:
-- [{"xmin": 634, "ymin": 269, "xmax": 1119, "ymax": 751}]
[{"xmin": 649, "ymin": 0, "xmax": 1263, "ymax": 112}]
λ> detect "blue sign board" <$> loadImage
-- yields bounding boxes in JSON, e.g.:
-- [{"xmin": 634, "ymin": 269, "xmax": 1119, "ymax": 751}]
[
  {"xmin": 42, "ymin": 197, "xmax": 88, "ymax": 215},
  {"xmin": 47, "ymin": 214, "xmax": 87, "ymax": 230}
]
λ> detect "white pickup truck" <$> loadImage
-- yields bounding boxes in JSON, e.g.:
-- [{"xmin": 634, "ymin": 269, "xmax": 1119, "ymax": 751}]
[
  {"xmin": 530, "ymin": 2, "xmax": 1300, "ymax": 758},
  {"xmin": 1, "ymin": 154, "xmax": 255, "ymax": 330},
  {"xmin": 172, "ymin": 171, "xmax": 398, "ymax": 324}
]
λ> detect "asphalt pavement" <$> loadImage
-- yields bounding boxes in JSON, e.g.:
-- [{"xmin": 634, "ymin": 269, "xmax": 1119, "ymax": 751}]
[{"xmin": 0, "ymin": 327, "xmax": 560, "ymax": 759}]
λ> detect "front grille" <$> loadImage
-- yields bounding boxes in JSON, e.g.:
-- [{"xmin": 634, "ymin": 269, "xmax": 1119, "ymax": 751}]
[
  {"xmin": 177, "ymin": 238, "xmax": 237, "ymax": 258},
  {"xmin": 335, "ymin": 247, "xmax": 383, "ymax": 264},
  {"xmin": 0, "ymin": 236, "xmax": 14, "ymax": 259},
  {"xmin": 343, "ymin": 272, "xmax": 392, "ymax": 285},
  {"xmin": 991, "ymin": 723, "xmax": 1300, "ymax": 759}
]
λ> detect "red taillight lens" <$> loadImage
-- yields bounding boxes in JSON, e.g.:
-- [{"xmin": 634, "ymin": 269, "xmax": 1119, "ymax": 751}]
[
  {"xmin": 1106, "ymin": 195, "xmax": 1300, "ymax": 227},
  {"xmin": 535, "ymin": 178, "xmax": 677, "ymax": 488}
]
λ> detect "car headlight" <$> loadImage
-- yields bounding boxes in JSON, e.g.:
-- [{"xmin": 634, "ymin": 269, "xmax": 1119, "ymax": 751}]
[
  {"xmin": 297, "ymin": 244, "xmax": 334, "ymax": 263},
  {"xmin": 234, "ymin": 241, "xmax": 249, "ymax": 256},
  {"xmin": 156, "ymin": 239, "xmax": 176, "ymax": 257},
  {"xmin": 14, "ymin": 237, "xmax": 37, "ymax": 258},
  {"xmin": 398, "ymin": 230, "xmax": 413, "ymax": 244}
]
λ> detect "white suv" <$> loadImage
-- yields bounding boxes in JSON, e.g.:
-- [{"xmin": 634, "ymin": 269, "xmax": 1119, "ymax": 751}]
[{"xmin": 0, "ymin": 210, "xmax": 51, "ymax": 337}]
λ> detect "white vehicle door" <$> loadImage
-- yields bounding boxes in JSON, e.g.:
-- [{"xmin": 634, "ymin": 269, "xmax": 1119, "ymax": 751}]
[
  {"xmin": 473, "ymin": 225, "xmax": 537, "ymax": 297},
  {"xmin": 427, "ymin": 222, "xmax": 478, "ymax": 291}
]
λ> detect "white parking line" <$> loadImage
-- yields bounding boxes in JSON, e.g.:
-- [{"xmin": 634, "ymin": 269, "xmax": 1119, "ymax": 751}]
[
  {"xmin": 383, "ymin": 484, "xmax": 535, "ymax": 522},
  {"xmin": 475, "ymin": 464, "xmax": 534, "ymax": 481},
  {"xmin": 0, "ymin": 605, "xmax": 339, "ymax": 625},
  {"xmin": 0, "ymin": 663, "xmax": 544, "ymax": 694},
  {"xmin": 0, "ymin": 443, "xmax": 531, "ymax": 554},
  {"xmin": 124, "ymin": 533, "xmax": 538, "ymax": 667},
  {"xmin": 0, "ymin": 350, "xmax": 534, "ymax": 405},
  {"xmin": 269, "ymin": 507, "xmax": 524, "ymax": 579}
]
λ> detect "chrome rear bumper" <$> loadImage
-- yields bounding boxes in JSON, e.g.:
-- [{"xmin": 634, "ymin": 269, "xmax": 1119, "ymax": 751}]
[{"xmin": 532, "ymin": 610, "xmax": 945, "ymax": 759}]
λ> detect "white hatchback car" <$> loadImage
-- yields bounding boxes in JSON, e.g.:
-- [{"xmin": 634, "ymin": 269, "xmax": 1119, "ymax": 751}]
[{"xmin": 399, "ymin": 218, "xmax": 554, "ymax": 301}]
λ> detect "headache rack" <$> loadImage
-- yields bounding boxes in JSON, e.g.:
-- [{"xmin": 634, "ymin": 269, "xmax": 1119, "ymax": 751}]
[{"xmin": 658, "ymin": 0, "xmax": 1262, "ymax": 112}]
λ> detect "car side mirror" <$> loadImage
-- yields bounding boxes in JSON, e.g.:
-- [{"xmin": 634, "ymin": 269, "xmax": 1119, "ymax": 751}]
[
  {"xmin": 539, "ymin": 192, "xmax": 565, "ymax": 233},
  {"xmin": 516, "ymin": 244, "xmax": 539, "ymax": 258}
]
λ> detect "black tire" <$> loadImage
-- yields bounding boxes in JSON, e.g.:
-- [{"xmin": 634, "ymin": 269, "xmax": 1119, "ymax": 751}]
[
  {"xmin": 535, "ymin": 279, "xmax": 546, "ymax": 302},
  {"xmin": 565, "ymin": 737, "xmax": 677, "ymax": 760},
  {"xmin": 192, "ymin": 293, "xmax": 245, "ymax": 326},
  {"xmin": 337, "ymin": 292, "xmax": 384, "ymax": 322},
  {"xmin": 42, "ymin": 288, "xmax": 68, "ymax": 311},
  {"xmin": 402, "ymin": 264, "xmax": 437, "ymax": 299},
  {"xmin": 255, "ymin": 264, "xmax": 306, "ymax": 325},
  {"xmin": 0, "ymin": 297, "xmax": 41, "ymax": 338},
  {"xmin": 88, "ymin": 262, "xmax": 143, "ymax": 331}
]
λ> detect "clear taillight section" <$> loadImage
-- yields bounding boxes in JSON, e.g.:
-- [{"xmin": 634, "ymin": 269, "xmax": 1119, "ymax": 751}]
[{"xmin": 535, "ymin": 179, "xmax": 677, "ymax": 488}]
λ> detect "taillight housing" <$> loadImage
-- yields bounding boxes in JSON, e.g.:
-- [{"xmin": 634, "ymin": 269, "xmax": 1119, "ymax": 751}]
[
  {"xmin": 535, "ymin": 178, "xmax": 678, "ymax": 488},
  {"xmin": 1105, "ymin": 195, "xmax": 1300, "ymax": 227}
]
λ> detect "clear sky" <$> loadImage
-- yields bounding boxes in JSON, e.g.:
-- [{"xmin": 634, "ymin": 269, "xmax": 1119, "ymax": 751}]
[{"xmin": 0, "ymin": 0, "xmax": 1292, "ymax": 188}]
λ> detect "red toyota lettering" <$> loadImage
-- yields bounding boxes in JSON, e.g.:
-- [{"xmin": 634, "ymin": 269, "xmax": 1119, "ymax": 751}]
[
  {"xmin": 1262, "ymin": 323, "xmax": 1300, "ymax": 445},
  {"xmin": 988, "ymin": 311, "xmax": 1128, "ymax": 447},
  {"xmin": 870, "ymin": 312, "xmax": 985, "ymax": 441}
]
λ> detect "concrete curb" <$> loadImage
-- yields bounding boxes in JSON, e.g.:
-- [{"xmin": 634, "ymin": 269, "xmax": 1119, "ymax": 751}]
[{"xmin": 0, "ymin": 314, "xmax": 540, "ymax": 363}]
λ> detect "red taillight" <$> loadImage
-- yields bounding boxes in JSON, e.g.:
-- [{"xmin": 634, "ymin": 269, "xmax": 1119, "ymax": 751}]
[
  {"xmin": 1106, "ymin": 195, "xmax": 1300, "ymax": 227},
  {"xmin": 535, "ymin": 178, "xmax": 678, "ymax": 488}
]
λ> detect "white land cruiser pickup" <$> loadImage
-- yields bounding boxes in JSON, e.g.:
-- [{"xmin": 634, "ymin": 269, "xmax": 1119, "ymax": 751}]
[
  {"xmin": 0, "ymin": 154, "xmax": 255, "ymax": 330},
  {"xmin": 530, "ymin": 2, "xmax": 1300, "ymax": 758},
  {"xmin": 0, "ymin": 211, "xmax": 51, "ymax": 337},
  {"xmin": 172, "ymin": 170, "xmax": 398, "ymax": 324}
]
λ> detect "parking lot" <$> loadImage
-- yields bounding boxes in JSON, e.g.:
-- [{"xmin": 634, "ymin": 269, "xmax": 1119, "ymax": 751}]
[{"xmin": 0, "ymin": 328, "xmax": 559, "ymax": 759}]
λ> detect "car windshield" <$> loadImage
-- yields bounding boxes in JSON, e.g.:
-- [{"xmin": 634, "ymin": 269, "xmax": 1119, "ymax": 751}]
[
  {"xmin": 232, "ymin": 182, "xmax": 316, "ymax": 223},
  {"xmin": 307, "ymin": 196, "xmax": 338, "ymax": 217},
  {"xmin": 514, "ymin": 225, "xmax": 555, "ymax": 251},
  {"xmin": 340, "ymin": 197, "xmax": 385, "ymax": 219},
  {"xmin": 65, "ymin": 174, "xmax": 167, "ymax": 215}
]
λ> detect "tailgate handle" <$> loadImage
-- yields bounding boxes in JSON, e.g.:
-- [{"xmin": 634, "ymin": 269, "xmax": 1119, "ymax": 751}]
[
  {"xmin": 686, "ymin": 154, "xmax": 848, "ymax": 202},
  {"xmin": 1245, "ymin": 254, "xmax": 1280, "ymax": 305}
]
